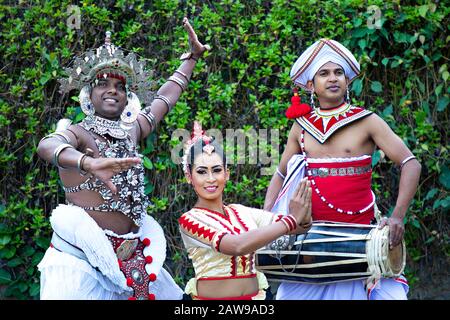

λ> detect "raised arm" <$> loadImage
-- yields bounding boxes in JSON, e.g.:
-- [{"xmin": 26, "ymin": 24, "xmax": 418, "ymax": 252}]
[
  {"xmin": 263, "ymin": 122, "xmax": 302, "ymax": 211},
  {"xmin": 137, "ymin": 17, "xmax": 209, "ymax": 140},
  {"xmin": 367, "ymin": 114, "xmax": 422, "ymax": 248}
]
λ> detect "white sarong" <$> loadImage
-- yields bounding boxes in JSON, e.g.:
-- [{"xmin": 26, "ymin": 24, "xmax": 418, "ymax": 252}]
[{"xmin": 38, "ymin": 204, "xmax": 183, "ymax": 300}]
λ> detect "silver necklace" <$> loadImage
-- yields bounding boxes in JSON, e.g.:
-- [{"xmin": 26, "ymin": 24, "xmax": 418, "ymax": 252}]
[{"xmin": 80, "ymin": 115, "xmax": 128, "ymax": 139}]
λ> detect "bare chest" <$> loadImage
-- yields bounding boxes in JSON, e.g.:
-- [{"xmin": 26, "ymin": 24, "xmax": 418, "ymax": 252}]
[{"xmin": 298, "ymin": 123, "xmax": 376, "ymax": 159}]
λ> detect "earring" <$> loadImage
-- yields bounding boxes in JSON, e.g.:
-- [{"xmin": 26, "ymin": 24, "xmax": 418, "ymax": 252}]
[
  {"xmin": 79, "ymin": 85, "xmax": 95, "ymax": 117},
  {"xmin": 120, "ymin": 91, "xmax": 141, "ymax": 130},
  {"xmin": 346, "ymin": 87, "xmax": 350, "ymax": 103},
  {"xmin": 310, "ymin": 89, "xmax": 316, "ymax": 109}
]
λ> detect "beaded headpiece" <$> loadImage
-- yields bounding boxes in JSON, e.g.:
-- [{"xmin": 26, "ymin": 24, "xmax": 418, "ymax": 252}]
[
  {"xmin": 58, "ymin": 31, "xmax": 155, "ymax": 106},
  {"xmin": 182, "ymin": 121, "xmax": 214, "ymax": 175}
]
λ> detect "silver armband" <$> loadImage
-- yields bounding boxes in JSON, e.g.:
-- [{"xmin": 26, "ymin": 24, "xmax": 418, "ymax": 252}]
[
  {"xmin": 174, "ymin": 69, "xmax": 190, "ymax": 82},
  {"xmin": 154, "ymin": 94, "xmax": 173, "ymax": 113},
  {"xmin": 400, "ymin": 155, "xmax": 417, "ymax": 170},
  {"xmin": 39, "ymin": 132, "xmax": 71, "ymax": 145},
  {"xmin": 52, "ymin": 143, "xmax": 74, "ymax": 169},
  {"xmin": 139, "ymin": 107, "xmax": 156, "ymax": 130},
  {"xmin": 77, "ymin": 153, "xmax": 89, "ymax": 176},
  {"xmin": 168, "ymin": 75, "xmax": 187, "ymax": 91},
  {"xmin": 276, "ymin": 167, "xmax": 286, "ymax": 180}
]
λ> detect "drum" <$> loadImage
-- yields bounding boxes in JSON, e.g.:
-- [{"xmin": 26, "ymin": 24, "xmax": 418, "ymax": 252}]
[{"xmin": 255, "ymin": 221, "xmax": 405, "ymax": 284}]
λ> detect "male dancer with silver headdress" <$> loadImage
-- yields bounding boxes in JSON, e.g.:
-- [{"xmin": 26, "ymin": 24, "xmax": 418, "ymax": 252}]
[
  {"xmin": 36, "ymin": 18, "xmax": 209, "ymax": 300},
  {"xmin": 264, "ymin": 39, "xmax": 421, "ymax": 300}
]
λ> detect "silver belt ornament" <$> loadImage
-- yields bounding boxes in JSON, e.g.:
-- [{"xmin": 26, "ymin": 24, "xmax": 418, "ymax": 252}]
[{"xmin": 308, "ymin": 165, "xmax": 371, "ymax": 178}]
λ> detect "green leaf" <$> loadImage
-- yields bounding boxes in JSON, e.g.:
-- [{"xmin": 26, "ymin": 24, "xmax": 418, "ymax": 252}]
[
  {"xmin": 372, "ymin": 150, "xmax": 381, "ymax": 167},
  {"xmin": 371, "ymin": 81, "xmax": 383, "ymax": 93},
  {"xmin": 22, "ymin": 246, "xmax": 35, "ymax": 257},
  {"xmin": 433, "ymin": 200, "xmax": 442, "ymax": 210},
  {"xmin": 410, "ymin": 218, "xmax": 421, "ymax": 229},
  {"xmin": 0, "ymin": 234, "xmax": 11, "ymax": 246},
  {"xmin": 351, "ymin": 78, "xmax": 363, "ymax": 97},
  {"xmin": 439, "ymin": 166, "xmax": 450, "ymax": 190},
  {"xmin": 352, "ymin": 28, "xmax": 367, "ymax": 38},
  {"xmin": 418, "ymin": 5, "xmax": 428, "ymax": 18},
  {"xmin": 29, "ymin": 283, "xmax": 40, "ymax": 297},
  {"xmin": 31, "ymin": 252, "xmax": 44, "ymax": 266},
  {"xmin": 74, "ymin": 112, "xmax": 85, "ymax": 123},
  {"xmin": 18, "ymin": 282, "xmax": 29, "ymax": 293},
  {"xmin": 7, "ymin": 257, "xmax": 23, "ymax": 268},
  {"xmin": 382, "ymin": 104, "xmax": 393, "ymax": 117},
  {"xmin": 358, "ymin": 39, "xmax": 367, "ymax": 50},
  {"xmin": 425, "ymin": 188, "xmax": 438, "ymax": 201},
  {"xmin": 442, "ymin": 71, "xmax": 449, "ymax": 82},
  {"xmin": 143, "ymin": 156, "xmax": 153, "ymax": 170},
  {"xmin": 144, "ymin": 183, "xmax": 154, "ymax": 195},
  {"xmin": 0, "ymin": 269, "xmax": 12, "ymax": 285},
  {"xmin": 35, "ymin": 236, "xmax": 50, "ymax": 249},
  {"xmin": 437, "ymin": 96, "xmax": 449, "ymax": 112},
  {"xmin": 3, "ymin": 246, "xmax": 16, "ymax": 259},
  {"xmin": 440, "ymin": 196, "xmax": 450, "ymax": 209}
]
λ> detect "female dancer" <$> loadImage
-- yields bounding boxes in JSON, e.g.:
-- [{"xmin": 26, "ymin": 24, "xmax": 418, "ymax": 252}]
[{"xmin": 178, "ymin": 122, "xmax": 312, "ymax": 300}]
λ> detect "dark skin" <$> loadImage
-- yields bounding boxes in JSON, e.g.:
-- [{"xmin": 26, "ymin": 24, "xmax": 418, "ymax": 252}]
[
  {"xmin": 37, "ymin": 18, "xmax": 209, "ymax": 235},
  {"xmin": 264, "ymin": 62, "xmax": 422, "ymax": 249}
]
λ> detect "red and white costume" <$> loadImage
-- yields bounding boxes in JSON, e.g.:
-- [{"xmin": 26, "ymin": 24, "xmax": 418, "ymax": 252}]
[
  {"xmin": 272, "ymin": 39, "xmax": 408, "ymax": 300},
  {"xmin": 179, "ymin": 204, "xmax": 281, "ymax": 300}
]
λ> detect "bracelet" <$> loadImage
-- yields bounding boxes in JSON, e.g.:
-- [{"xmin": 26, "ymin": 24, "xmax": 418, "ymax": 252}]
[
  {"xmin": 174, "ymin": 69, "xmax": 190, "ymax": 82},
  {"xmin": 180, "ymin": 52, "xmax": 198, "ymax": 61},
  {"xmin": 280, "ymin": 214, "xmax": 298, "ymax": 233},
  {"xmin": 154, "ymin": 94, "xmax": 173, "ymax": 113},
  {"xmin": 77, "ymin": 153, "xmax": 89, "ymax": 176},
  {"xmin": 400, "ymin": 155, "xmax": 416, "ymax": 170},
  {"xmin": 276, "ymin": 167, "xmax": 286, "ymax": 180},
  {"xmin": 168, "ymin": 75, "xmax": 187, "ymax": 91},
  {"xmin": 52, "ymin": 143, "xmax": 74, "ymax": 169},
  {"xmin": 39, "ymin": 132, "xmax": 71, "ymax": 145},
  {"xmin": 53, "ymin": 132, "xmax": 71, "ymax": 144},
  {"xmin": 140, "ymin": 107, "xmax": 156, "ymax": 130}
]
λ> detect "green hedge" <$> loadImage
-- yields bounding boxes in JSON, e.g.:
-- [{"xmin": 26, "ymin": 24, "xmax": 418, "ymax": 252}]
[{"xmin": 0, "ymin": 0, "xmax": 448, "ymax": 299}]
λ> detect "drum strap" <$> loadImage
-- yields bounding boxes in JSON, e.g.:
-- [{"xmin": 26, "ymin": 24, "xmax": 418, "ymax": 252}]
[{"xmin": 274, "ymin": 234, "xmax": 307, "ymax": 274}]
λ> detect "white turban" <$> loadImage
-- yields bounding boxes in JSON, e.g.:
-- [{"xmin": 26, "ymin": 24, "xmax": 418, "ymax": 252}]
[{"xmin": 290, "ymin": 39, "xmax": 360, "ymax": 90}]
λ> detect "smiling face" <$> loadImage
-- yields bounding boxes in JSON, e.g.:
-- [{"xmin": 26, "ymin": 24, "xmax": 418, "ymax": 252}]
[
  {"xmin": 307, "ymin": 62, "xmax": 349, "ymax": 109},
  {"xmin": 90, "ymin": 77, "xmax": 128, "ymax": 120},
  {"xmin": 187, "ymin": 152, "xmax": 229, "ymax": 203}
]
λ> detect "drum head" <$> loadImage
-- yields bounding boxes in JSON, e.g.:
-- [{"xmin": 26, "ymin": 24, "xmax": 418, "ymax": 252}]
[{"xmin": 388, "ymin": 240, "xmax": 405, "ymax": 275}]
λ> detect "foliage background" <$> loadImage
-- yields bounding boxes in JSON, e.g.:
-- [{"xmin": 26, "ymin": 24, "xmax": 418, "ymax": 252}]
[{"xmin": 0, "ymin": 0, "xmax": 448, "ymax": 299}]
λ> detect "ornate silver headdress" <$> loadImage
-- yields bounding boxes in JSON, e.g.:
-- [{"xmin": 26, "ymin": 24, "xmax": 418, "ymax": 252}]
[
  {"xmin": 58, "ymin": 31, "xmax": 155, "ymax": 107},
  {"xmin": 182, "ymin": 121, "xmax": 215, "ymax": 175}
]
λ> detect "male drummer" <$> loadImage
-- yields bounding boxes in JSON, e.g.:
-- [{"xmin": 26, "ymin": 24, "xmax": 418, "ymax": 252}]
[{"xmin": 263, "ymin": 39, "xmax": 421, "ymax": 300}]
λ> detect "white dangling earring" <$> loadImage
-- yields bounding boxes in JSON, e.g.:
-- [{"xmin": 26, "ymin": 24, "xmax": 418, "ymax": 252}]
[
  {"xmin": 346, "ymin": 86, "xmax": 350, "ymax": 103},
  {"xmin": 310, "ymin": 89, "xmax": 316, "ymax": 109},
  {"xmin": 79, "ymin": 85, "xmax": 95, "ymax": 118},
  {"xmin": 120, "ymin": 91, "xmax": 141, "ymax": 130}
]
